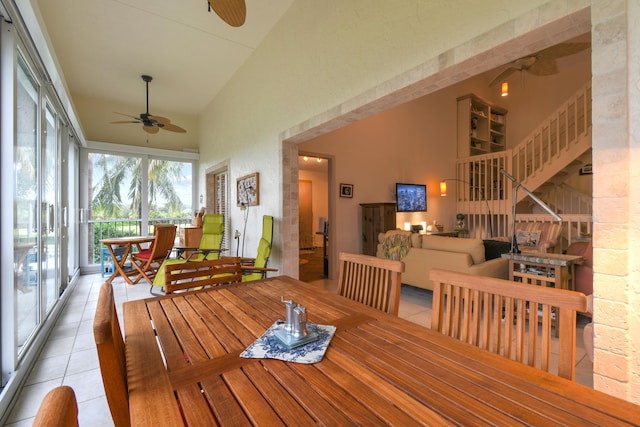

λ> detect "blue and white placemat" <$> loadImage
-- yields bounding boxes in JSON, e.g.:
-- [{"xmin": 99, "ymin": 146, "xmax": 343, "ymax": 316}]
[{"xmin": 240, "ymin": 321, "xmax": 336, "ymax": 364}]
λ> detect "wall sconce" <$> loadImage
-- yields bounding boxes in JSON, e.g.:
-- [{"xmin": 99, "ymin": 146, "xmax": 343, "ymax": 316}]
[
  {"xmin": 501, "ymin": 82, "xmax": 509, "ymax": 97},
  {"xmin": 403, "ymin": 222, "xmax": 411, "ymax": 231},
  {"xmin": 440, "ymin": 181, "xmax": 448, "ymax": 197}
]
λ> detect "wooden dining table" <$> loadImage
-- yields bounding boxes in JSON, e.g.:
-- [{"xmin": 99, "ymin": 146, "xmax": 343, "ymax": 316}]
[
  {"xmin": 100, "ymin": 236, "xmax": 154, "ymax": 285},
  {"xmin": 124, "ymin": 275, "xmax": 640, "ymax": 426}
]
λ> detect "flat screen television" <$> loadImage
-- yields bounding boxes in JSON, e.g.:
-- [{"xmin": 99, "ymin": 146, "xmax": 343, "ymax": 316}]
[{"xmin": 396, "ymin": 183, "xmax": 427, "ymax": 212}]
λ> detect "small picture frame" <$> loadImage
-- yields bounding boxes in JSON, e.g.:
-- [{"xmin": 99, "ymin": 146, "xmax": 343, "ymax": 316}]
[
  {"xmin": 237, "ymin": 172, "xmax": 259, "ymax": 206},
  {"xmin": 340, "ymin": 183, "xmax": 353, "ymax": 198},
  {"xmin": 579, "ymin": 163, "xmax": 593, "ymax": 175}
]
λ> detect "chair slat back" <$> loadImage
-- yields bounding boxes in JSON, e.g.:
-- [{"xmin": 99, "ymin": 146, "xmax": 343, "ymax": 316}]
[
  {"xmin": 164, "ymin": 256, "xmax": 242, "ymax": 293},
  {"xmin": 337, "ymin": 252, "xmax": 404, "ymax": 315},
  {"xmin": 94, "ymin": 283, "xmax": 131, "ymax": 427},
  {"xmin": 430, "ymin": 268, "xmax": 588, "ymax": 380},
  {"xmin": 150, "ymin": 224, "xmax": 177, "ymax": 261},
  {"xmin": 33, "ymin": 385, "xmax": 79, "ymax": 427},
  {"xmin": 132, "ymin": 225, "xmax": 177, "ymax": 284}
]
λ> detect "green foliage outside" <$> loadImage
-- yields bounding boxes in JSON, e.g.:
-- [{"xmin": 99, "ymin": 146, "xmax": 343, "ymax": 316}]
[{"xmin": 90, "ymin": 153, "xmax": 193, "ymax": 263}]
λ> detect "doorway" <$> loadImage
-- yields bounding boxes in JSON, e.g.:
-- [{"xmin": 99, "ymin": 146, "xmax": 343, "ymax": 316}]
[{"xmin": 298, "ymin": 154, "xmax": 329, "ymax": 282}]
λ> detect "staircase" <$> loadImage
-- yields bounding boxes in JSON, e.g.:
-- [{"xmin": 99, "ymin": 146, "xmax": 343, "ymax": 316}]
[{"xmin": 455, "ymin": 84, "xmax": 593, "ymax": 248}]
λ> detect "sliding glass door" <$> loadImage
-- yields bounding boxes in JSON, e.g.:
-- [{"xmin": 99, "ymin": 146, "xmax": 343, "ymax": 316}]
[
  {"xmin": 42, "ymin": 103, "xmax": 60, "ymax": 313},
  {"xmin": 14, "ymin": 54, "xmax": 40, "ymax": 352},
  {"xmin": 0, "ymin": 13, "xmax": 81, "ymax": 406},
  {"xmin": 11, "ymin": 54, "xmax": 67, "ymax": 357}
]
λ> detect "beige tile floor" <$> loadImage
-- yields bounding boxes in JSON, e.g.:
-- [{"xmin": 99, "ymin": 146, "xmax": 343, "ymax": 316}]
[{"xmin": 4, "ymin": 275, "xmax": 593, "ymax": 426}]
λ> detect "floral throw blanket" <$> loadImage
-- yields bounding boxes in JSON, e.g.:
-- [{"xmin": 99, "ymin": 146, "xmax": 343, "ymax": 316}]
[{"xmin": 381, "ymin": 232, "xmax": 411, "ymax": 260}]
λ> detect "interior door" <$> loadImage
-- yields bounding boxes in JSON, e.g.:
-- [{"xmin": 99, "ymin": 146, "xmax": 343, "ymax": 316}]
[{"xmin": 298, "ymin": 180, "xmax": 313, "ymax": 249}]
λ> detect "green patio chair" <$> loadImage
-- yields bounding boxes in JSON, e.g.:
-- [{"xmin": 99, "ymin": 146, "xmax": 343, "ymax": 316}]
[
  {"xmin": 151, "ymin": 214, "xmax": 225, "ymax": 294},
  {"xmin": 241, "ymin": 215, "xmax": 278, "ymax": 281}
]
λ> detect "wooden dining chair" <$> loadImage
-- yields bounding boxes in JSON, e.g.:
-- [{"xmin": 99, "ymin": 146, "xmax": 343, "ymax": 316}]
[
  {"xmin": 94, "ymin": 282, "xmax": 130, "ymax": 427},
  {"xmin": 429, "ymin": 268, "xmax": 588, "ymax": 380},
  {"xmin": 131, "ymin": 224, "xmax": 176, "ymax": 284},
  {"xmin": 164, "ymin": 256, "xmax": 243, "ymax": 294},
  {"xmin": 337, "ymin": 251, "xmax": 404, "ymax": 315},
  {"xmin": 33, "ymin": 385, "xmax": 79, "ymax": 427}
]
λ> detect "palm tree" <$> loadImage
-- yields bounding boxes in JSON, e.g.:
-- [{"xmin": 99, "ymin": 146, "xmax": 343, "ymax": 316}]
[
  {"xmin": 89, "ymin": 154, "xmax": 189, "ymax": 261},
  {"xmin": 91, "ymin": 154, "xmax": 186, "ymax": 220}
]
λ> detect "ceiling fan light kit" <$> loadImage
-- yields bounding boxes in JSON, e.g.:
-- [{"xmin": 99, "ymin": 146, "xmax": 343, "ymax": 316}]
[{"xmin": 111, "ymin": 75, "xmax": 187, "ymax": 134}]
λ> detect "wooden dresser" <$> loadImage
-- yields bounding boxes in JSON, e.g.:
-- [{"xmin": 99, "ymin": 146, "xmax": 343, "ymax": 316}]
[{"xmin": 360, "ymin": 203, "xmax": 396, "ymax": 256}]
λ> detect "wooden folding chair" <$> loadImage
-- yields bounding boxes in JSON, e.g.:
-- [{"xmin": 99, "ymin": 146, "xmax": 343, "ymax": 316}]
[
  {"xmin": 164, "ymin": 256, "xmax": 243, "ymax": 294},
  {"xmin": 337, "ymin": 251, "xmax": 404, "ymax": 315},
  {"xmin": 33, "ymin": 385, "xmax": 79, "ymax": 427},
  {"xmin": 430, "ymin": 268, "xmax": 588, "ymax": 380},
  {"xmin": 94, "ymin": 282, "xmax": 130, "ymax": 427},
  {"xmin": 131, "ymin": 224, "xmax": 176, "ymax": 284}
]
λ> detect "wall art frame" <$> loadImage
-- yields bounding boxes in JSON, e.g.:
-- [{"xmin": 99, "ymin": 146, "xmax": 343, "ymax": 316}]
[
  {"xmin": 579, "ymin": 163, "xmax": 593, "ymax": 175},
  {"xmin": 340, "ymin": 183, "xmax": 353, "ymax": 198},
  {"xmin": 237, "ymin": 172, "xmax": 259, "ymax": 206}
]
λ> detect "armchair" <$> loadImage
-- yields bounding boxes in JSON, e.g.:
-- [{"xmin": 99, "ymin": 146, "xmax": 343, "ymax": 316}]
[
  {"xmin": 496, "ymin": 221, "xmax": 562, "ymax": 253},
  {"xmin": 566, "ymin": 240, "xmax": 593, "ymax": 310}
]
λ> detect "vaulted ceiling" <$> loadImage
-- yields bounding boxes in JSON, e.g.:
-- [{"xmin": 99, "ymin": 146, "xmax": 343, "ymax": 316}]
[{"xmin": 34, "ymin": 0, "xmax": 294, "ymax": 149}]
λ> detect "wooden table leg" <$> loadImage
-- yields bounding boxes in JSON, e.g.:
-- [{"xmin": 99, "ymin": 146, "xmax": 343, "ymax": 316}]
[{"xmin": 104, "ymin": 243, "xmax": 135, "ymax": 284}]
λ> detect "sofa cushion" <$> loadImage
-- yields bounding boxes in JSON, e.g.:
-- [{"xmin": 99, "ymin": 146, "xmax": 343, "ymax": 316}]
[
  {"xmin": 381, "ymin": 230, "xmax": 412, "ymax": 260},
  {"xmin": 515, "ymin": 230, "xmax": 542, "ymax": 250},
  {"xmin": 513, "ymin": 222, "xmax": 561, "ymax": 252},
  {"xmin": 421, "ymin": 236, "xmax": 485, "ymax": 264},
  {"xmin": 483, "ymin": 239, "xmax": 512, "ymax": 260}
]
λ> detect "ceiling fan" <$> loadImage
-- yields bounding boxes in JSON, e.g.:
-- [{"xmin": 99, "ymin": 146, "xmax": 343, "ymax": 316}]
[
  {"xmin": 111, "ymin": 75, "xmax": 186, "ymax": 134},
  {"xmin": 488, "ymin": 42, "xmax": 590, "ymax": 87},
  {"xmin": 207, "ymin": 0, "xmax": 246, "ymax": 27}
]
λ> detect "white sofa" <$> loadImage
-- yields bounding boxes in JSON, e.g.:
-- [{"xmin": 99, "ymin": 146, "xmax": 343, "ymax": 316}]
[{"xmin": 376, "ymin": 230, "xmax": 509, "ymax": 291}]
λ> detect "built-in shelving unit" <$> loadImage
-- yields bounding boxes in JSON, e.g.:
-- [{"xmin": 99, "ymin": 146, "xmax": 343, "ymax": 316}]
[{"xmin": 457, "ymin": 94, "xmax": 507, "ymax": 157}]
